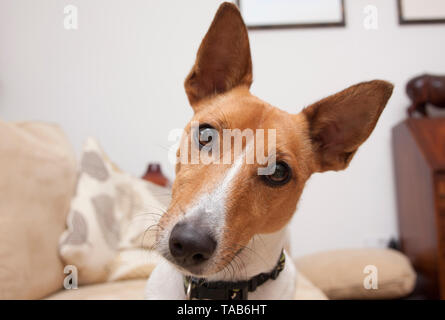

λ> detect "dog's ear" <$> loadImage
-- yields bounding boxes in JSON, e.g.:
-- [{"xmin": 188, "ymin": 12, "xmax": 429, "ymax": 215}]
[
  {"xmin": 303, "ymin": 80, "xmax": 393, "ymax": 172},
  {"xmin": 184, "ymin": 2, "xmax": 252, "ymax": 110}
]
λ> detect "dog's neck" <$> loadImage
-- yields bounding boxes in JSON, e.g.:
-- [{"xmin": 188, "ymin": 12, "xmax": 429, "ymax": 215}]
[
  {"xmin": 203, "ymin": 227, "xmax": 289, "ymax": 282},
  {"xmin": 145, "ymin": 226, "xmax": 296, "ymax": 300}
]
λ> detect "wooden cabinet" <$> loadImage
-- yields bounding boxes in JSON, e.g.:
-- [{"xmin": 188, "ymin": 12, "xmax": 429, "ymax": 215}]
[{"xmin": 393, "ymin": 119, "xmax": 445, "ymax": 299}]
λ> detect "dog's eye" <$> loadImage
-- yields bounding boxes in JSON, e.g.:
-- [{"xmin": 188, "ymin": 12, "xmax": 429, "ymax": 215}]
[
  {"xmin": 197, "ymin": 124, "xmax": 216, "ymax": 149},
  {"xmin": 263, "ymin": 162, "xmax": 291, "ymax": 186}
]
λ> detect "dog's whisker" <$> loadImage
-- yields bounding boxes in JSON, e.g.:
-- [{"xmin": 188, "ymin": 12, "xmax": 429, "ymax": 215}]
[{"xmin": 141, "ymin": 223, "xmax": 164, "ymax": 250}]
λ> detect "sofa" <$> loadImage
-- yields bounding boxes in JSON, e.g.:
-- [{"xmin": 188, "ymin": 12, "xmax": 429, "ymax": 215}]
[{"xmin": 0, "ymin": 120, "xmax": 416, "ymax": 300}]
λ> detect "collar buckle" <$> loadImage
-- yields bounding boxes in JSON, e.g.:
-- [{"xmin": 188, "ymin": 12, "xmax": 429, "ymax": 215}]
[
  {"xmin": 229, "ymin": 283, "xmax": 248, "ymax": 300},
  {"xmin": 186, "ymin": 281, "xmax": 192, "ymax": 300}
]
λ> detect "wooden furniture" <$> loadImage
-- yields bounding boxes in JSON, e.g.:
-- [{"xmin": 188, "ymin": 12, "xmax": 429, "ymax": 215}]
[
  {"xmin": 393, "ymin": 118, "xmax": 445, "ymax": 299},
  {"xmin": 406, "ymin": 74, "xmax": 445, "ymax": 117}
]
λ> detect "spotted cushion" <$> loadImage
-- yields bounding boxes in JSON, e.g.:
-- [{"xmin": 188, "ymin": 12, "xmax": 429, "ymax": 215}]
[{"xmin": 59, "ymin": 138, "xmax": 169, "ymax": 285}]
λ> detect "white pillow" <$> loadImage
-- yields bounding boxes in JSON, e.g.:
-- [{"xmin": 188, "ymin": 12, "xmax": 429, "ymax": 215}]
[{"xmin": 59, "ymin": 138, "xmax": 169, "ymax": 284}]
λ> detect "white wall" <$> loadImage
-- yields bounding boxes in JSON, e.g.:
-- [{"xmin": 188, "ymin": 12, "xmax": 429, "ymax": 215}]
[{"xmin": 1, "ymin": 0, "xmax": 445, "ymax": 257}]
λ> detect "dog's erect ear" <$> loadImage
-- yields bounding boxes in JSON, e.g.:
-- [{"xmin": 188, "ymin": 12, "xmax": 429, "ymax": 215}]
[
  {"xmin": 184, "ymin": 2, "xmax": 252, "ymax": 109},
  {"xmin": 303, "ymin": 80, "xmax": 393, "ymax": 172}
]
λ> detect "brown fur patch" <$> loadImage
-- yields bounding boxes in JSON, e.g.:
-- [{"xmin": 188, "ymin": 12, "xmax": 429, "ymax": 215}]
[
  {"xmin": 184, "ymin": 3, "xmax": 252, "ymax": 108},
  {"xmin": 303, "ymin": 80, "xmax": 394, "ymax": 172}
]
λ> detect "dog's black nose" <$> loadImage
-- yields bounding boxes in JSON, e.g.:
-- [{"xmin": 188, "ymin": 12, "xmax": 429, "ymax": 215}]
[{"xmin": 169, "ymin": 222, "xmax": 216, "ymax": 266}]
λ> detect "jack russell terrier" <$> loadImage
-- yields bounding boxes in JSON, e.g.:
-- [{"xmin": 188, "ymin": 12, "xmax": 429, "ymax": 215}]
[{"xmin": 146, "ymin": 2, "xmax": 393, "ymax": 300}]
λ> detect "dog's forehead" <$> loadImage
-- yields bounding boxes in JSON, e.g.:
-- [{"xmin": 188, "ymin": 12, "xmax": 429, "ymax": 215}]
[{"xmin": 193, "ymin": 89, "xmax": 298, "ymax": 133}]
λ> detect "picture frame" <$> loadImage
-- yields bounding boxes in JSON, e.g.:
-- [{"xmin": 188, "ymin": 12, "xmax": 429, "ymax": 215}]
[
  {"xmin": 235, "ymin": 0, "xmax": 345, "ymax": 30},
  {"xmin": 398, "ymin": 0, "xmax": 445, "ymax": 25}
]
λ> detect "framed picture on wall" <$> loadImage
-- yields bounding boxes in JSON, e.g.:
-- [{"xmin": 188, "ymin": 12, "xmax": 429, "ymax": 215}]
[
  {"xmin": 398, "ymin": 0, "xmax": 445, "ymax": 24},
  {"xmin": 235, "ymin": 0, "xmax": 345, "ymax": 30}
]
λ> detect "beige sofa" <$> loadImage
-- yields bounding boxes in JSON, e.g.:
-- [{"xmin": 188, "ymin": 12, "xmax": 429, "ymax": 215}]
[{"xmin": 0, "ymin": 120, "xmax": 415, "ymax": 300}]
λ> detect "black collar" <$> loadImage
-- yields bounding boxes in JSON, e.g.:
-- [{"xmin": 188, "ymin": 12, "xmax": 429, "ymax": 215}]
[{"xmin": 183, "ymin": 250, "xmax": 285, "ymax": 300}]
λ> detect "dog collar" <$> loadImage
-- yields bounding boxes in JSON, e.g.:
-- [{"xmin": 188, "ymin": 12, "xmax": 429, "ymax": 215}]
[{"xmin": 183, "ymin": 250, "xmax": 285, "ymax": 300}]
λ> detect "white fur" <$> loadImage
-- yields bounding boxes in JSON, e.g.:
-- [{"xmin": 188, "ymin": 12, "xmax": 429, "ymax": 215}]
[{"xmin": 145, "ymin": 228, "xmax": 296, "ymax": 300}]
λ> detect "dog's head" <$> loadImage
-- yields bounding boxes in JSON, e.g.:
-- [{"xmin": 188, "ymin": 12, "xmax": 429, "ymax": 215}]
[{"xmin": 155, "ymin": 2, "xmax": 393, "ymax": 276}]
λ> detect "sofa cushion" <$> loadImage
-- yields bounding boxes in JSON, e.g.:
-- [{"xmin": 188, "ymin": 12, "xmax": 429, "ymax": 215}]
[
  {"xmin": 0, "ymin": 120, "xmax": 77, "ymax": 299},
  {"xmin": 46, "ymin": 279, "xmax": 147, "ymax": 300},
  {"xmin": 294, "ymin": 269, "xmax": 327, "ymax": 300},
  {"xmin": 46, "ymin": 267, "xmax": 327, "ymax": 300},
  {"xmin": 59, "ymin": 138, "xmax": 167, "ymax": 285},
  {"xmin": 294, "ymin": 248, "xmax": 416, "ymax": 299}
]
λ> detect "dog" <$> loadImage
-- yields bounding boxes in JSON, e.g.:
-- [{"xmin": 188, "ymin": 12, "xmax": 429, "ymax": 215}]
[{"xmin": 145, "ymin": 2, "xmax": 393, "ymax": 300}]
